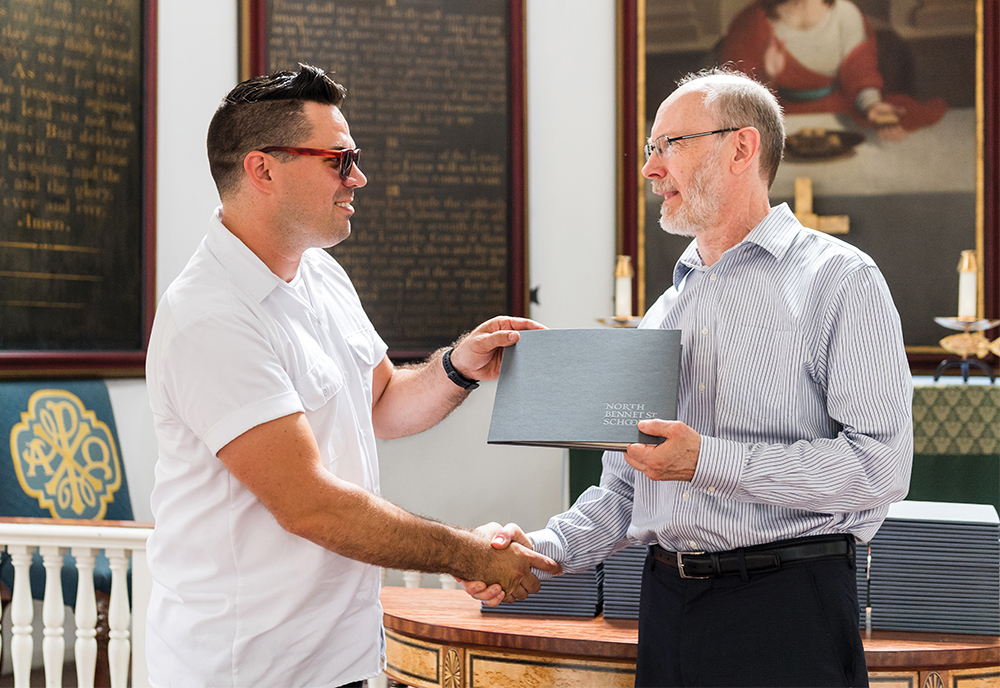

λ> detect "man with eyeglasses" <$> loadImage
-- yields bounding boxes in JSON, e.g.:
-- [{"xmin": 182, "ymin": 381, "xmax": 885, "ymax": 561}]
[
  {"xmin": 467, "ymin": 68, "xmax": 912, "ymax": 686},
  {"xmin": 143, "ymin": 64, "xmax": 560, "ymax": 688}
]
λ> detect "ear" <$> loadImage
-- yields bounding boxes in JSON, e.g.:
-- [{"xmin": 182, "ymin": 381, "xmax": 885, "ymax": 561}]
[
  {"xmin": 243, "ymin": 150, "xmax": 277, "ymax": 194},
  {"xmin": 729, "ymin": 127, "xmax": 761, "ymax": 177}
]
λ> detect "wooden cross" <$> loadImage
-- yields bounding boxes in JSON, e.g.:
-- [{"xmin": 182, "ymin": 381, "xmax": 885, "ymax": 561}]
[{"xmin": 794, "ymin": 177, "xmax": 849, "ymax": 234}]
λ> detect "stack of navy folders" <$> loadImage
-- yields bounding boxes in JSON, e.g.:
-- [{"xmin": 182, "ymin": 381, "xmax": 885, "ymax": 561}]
[
  {"xmin": 856, "ymin": 500, "xmax": 1000, "ymax": 635},
  {"xmin": 480, "ymin": 566, "xmax": 603, "ymax": 617},
  {"xmin": 603, "ymin": 544, "xmax": 647, "ymax": 620}
]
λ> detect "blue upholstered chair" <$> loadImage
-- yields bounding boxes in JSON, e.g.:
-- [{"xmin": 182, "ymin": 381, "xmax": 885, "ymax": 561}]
[{"xmin": 0, "ymin": 380, "xmax": 134, "ymax": 678}]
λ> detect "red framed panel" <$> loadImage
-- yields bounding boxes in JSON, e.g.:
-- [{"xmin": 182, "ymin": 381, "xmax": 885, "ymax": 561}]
[
  {"xmin": 0, "ymin": 0, "xmax": 158, "ymax": 377},
  {"xmin": 240, "ymin": 0, "xmax": 528, "ymax": 360},
  {"xmin": 618, "ymin": 0, "xmax": 999, "ymax": 370}
]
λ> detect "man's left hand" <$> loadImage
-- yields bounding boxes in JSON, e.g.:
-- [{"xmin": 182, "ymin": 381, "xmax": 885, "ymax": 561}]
[
  {"xmin": 449, "ymin": 316, "xmax": 545, "ymax": 382},
  {"xmin": 624, "ymin": 419, "xmax": 701, "ymax": 482}
]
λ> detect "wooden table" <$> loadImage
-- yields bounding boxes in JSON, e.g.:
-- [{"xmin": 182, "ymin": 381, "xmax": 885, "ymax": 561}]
[{"xmin": 380, "ymin": 587, "xmax": 1000, "ymax": 688}]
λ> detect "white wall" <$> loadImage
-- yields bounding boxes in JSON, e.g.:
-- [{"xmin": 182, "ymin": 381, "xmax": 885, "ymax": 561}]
[
  {"xmin": 526, "ymin": 0, "xmax": 618, "ymax": 330},
  {"xmin": 110, "ymin": 0, "xmax": 617, "ymax": 564},
  {"xmin": 155, "ymin": 0, "xmax": 237, "ymax": 293}
]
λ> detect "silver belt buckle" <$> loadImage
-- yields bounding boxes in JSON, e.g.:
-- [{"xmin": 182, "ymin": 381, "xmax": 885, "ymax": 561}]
[{"xmin": 676, "ymin": 551, "xmax": 709, "ymax": 579}]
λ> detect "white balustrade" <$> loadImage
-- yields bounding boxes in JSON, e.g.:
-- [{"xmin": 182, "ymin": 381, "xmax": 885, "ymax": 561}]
[
  {"xmin": 397, "ymin": 571, "xmax": 459, "ymax": 589},
  {"xmin": 0, "ymin": 521, "xmax": 153, "ymax": 688},
  {"xmin": 72, "ymin": 547, "xmax": 98, "ymax": 688},
  {"xmin": 40, "ymin": 545, "xmax": 66, "ymax": 686},
  {"xmin": 9, "ymin": 545, "xmax": 33, "ymax": 688}
]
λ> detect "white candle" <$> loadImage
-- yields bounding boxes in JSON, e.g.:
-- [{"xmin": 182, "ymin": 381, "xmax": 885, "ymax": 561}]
[
  {"xmin": 614, "ymin": 255, "xmax": 633, "ymax": 319},
  {"xmin": 958, "ymin": 250, "xmax": 977, "ymax": 319}
]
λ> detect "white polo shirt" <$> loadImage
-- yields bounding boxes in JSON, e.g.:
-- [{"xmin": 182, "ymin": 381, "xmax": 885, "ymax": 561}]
[{"xmin": 145, "ymin": 208, "xmax": 388, "ymax": 688}]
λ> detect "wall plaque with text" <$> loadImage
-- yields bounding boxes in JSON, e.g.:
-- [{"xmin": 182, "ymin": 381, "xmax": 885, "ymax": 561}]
[
  {"xmin": 0, "ymin": 0, "xmax": 155, "ymax": 375},
  {"xmin": 242, "ymin": 0, "xmax": 527, "ymax": 357}
]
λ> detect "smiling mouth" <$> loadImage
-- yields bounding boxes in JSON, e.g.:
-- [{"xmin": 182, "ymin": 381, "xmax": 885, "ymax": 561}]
[
  {"xmin": 651, "ymin": 180, "xmax": 677, "ymax": 198},
  {"xmin": 334, "ymin": 200, "xmax": 353, "ymax": 209}
]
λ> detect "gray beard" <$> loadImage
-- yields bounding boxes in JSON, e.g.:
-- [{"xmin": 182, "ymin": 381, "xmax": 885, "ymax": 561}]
[
  {"xmin": 656, "ymin": 153, "xmax": 724, "ymax": 237},
  {"xmin": 659, "ymin": 204, "xmax": 703, "ymax": 237}
]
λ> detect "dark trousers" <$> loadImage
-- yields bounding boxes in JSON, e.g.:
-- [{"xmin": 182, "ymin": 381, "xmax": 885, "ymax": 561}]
[{"xmin": 635, "ymin": 548, "xmax": 868, "ymax": 687}]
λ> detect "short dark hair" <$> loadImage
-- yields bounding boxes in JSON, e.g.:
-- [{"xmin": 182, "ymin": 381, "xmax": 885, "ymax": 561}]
[
  {"xmin": 677, "ymin": 67, "xmax": 785, "ymax": 188},
  {"xmin": 207, "ymin": 64, "xmax": 347, "ymax": 198}
]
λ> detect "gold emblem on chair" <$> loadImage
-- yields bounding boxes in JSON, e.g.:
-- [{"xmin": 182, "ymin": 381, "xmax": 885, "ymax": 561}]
[{"xmin": 10, "ymin": 389, "xmax": 123, "ymax": 519}]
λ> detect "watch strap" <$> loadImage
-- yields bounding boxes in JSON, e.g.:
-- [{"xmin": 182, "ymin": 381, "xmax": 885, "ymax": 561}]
[{"xmin": 442, "ymin": 347, "xmax": 479, "ymax": 390}]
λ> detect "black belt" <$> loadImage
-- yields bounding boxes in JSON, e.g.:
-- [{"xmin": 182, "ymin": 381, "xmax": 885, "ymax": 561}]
[{"xmin": 651, "ymin": 534, "xmax": 855, "ymax": 579}]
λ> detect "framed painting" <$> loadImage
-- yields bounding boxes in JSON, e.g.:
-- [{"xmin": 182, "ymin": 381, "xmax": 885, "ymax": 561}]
[
  {"xmin": 240, "ymin": 0, "xmax": 528, "ymax": 360},
  {"xmin": 618, "ymin": 0, "xmax": 999, "ymax": 367},
  {"xmin": 0, "ymin": 0, "xmax": 158, "ymax": 377}
]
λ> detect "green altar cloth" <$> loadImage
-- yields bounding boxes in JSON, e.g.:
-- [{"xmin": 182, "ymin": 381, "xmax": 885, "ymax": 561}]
[{"xmin": 908, "ymin": 376, "xmax": 999, "ymax": 514}]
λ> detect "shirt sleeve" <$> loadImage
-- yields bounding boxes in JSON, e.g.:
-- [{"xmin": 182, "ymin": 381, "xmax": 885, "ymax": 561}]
[
  {"xmin": 691, "ymin": 265, "xmax": 913, "ymax": 513},
  {"xmin": 528, "ymin": 450, "xmax": 638, "ymax": 577},
  {"xmin": 156, "ymin": 309, "xmax": 305, "ymax": 455}
]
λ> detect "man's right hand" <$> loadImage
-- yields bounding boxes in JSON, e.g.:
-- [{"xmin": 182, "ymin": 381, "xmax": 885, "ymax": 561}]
[{"xmin": 463, "ymin": 522, "xmax": 560, "ymax": 606}]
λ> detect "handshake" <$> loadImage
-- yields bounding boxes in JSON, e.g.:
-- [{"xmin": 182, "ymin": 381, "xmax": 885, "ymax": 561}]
[{"xmin": 460, "ymin": 522, "xmax": 561, "ymax": 605}]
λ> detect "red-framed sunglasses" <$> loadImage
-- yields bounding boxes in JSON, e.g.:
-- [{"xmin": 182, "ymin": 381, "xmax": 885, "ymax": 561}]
[{"xmin": 259, "ymin": 146, "xmax": 361, "ymax": 179}]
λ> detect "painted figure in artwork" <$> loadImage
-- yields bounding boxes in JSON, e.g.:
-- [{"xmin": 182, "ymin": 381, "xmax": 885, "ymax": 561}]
[{"xmin": 721, "ymin": 0, "xmax": 946, "ymax": 141}]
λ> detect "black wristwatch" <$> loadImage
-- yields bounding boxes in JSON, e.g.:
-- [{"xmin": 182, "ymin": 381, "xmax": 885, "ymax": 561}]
[{"xmin": 442, "ymin": 347, "xmax": 479, "ymax": 390}]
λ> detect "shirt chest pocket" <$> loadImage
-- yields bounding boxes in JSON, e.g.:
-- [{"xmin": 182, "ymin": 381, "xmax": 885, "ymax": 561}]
[
  {"xmin": 344, "ymin": 328, "xmax": 379, "ymax": 369},
  {"xmin": 292, "ymin": 356, "xmax": 345, "ymax": 411},
  {"xmin": 717, "ymin": 325, "xmax": 802, "ymax": 436}
]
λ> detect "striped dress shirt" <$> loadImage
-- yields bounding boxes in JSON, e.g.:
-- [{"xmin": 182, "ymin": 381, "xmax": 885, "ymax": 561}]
[{"xmin": 530, "ymin": 203, "xmax": 913, "ymax": 573}]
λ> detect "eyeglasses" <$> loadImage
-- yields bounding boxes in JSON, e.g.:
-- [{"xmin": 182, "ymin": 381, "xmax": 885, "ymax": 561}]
[
  {"xmin": 644, "ymin": 128, "xmax": 739, "ymax": 161},
  {"xmin": 260, "ymin": 146, "xmax": 361, "ymax": 180}
]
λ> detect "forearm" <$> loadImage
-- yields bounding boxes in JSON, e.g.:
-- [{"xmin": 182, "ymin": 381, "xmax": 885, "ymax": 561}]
[
  {"xmin": 530, "ymin": 451, "xmax": 636, "ymax": 575},
  {"xmin": 282, "ymin": 472, "xmax": 491, "ymax": 580},
  {"xmin": 217, "ymin": 412, "xmax": 555, "ymax": 599},
  {"xmin": 372, "ymin": 317, "xmax": 542, "ymax": 439},
  {"xmin": 372, "ymin": 348, "xmax": 469, "ymax": 439},
  {"xmin": 696, "ymin": 428, "xmax": 912, "ymax": 513}
]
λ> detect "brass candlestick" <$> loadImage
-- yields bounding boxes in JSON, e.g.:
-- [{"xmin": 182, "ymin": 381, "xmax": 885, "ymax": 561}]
[{"xmin": 932, "ymin": 317, "xmax": 1000, "ymax": 383}]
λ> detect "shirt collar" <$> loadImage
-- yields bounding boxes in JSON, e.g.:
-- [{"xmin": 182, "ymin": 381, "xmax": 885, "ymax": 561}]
[
  {"xmin": 204, "ymin": 206, "xmax": 286, "ymax": 303},
  {"xmin": 742, "ymin": 203, "xmax": 798, "ymax": 260},
  {"xmin": 672, "ymin": 203, "xmax": 798, "ymax": 288}
]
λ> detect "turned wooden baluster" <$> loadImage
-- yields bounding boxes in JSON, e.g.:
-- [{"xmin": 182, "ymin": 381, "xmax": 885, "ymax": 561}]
[
  {"xmin": 40, "ymin": 545, "xmax": 66, "ymax": 688},
  {"xmin": 9, "ymin": 545, "xmax": 34, "ymax": 688},
  {"xmin": 106, "ymin": 548, "xmax": 130, "ymax": 688},
  {"xmin": 73, "ymin": 547, "xmax": 99, "ymax": 688}
]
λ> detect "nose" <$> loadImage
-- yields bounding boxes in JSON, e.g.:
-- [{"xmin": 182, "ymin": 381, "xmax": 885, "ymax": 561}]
[
  {"xmin": 641, "ymin": 154, "xmax": 664, "ymax": 180},
  {"xmin": 344, "ymin": 163, "xmax": 367, "ymax": 188}
]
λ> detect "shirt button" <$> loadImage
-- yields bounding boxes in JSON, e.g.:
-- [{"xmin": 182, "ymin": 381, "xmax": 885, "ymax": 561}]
[
  {"xmin": 683, "ymin": 492, "xmax": 690, "ymax": 500},
  {"xmin": 701, "ymin": 327, "xmax": 709, "ymax": 335},
  {"xmin": 710, "ymin": 273, "xmax": 718, "ymax": 282},
  {"xmin": 689, "ymin": 540, "xmax": 698, "ymax": 549},
  {"xmin": 322, "ymin": 386, "xmax": 331, "ymax": 397},
  {"xmin": 698, "ymin": 383, "xmax": 706, "ymax": 392},
  {"xmin": 707, "ymin": 486, "xmax": 716, "ymax": 494}
]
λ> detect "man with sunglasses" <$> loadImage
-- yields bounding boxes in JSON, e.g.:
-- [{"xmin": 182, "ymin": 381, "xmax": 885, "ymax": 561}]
[
  {"xmin": 468, "ymin": 68, "xmax": 912, "ymax": 686},
  {"xmin": 144, "ymin": 64, "xmax": 560, "ymax": 688}
]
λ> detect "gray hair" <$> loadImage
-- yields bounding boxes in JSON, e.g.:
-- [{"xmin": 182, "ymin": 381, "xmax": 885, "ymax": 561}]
[{"xmin": 677, "ymin": 67, "xmax": 785, "ymax": 188}]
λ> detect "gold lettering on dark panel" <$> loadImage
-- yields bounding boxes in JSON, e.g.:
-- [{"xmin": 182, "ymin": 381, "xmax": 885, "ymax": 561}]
[
  {"xmin": 0, "ymin": 0, "xmax": 144, "ymax": 350},
  {"xmin": 267, "ymin": 0, "xmax": 510, "ymax": 353}
]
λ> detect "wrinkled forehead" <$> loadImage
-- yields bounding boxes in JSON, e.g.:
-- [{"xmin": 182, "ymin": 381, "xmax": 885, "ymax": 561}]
[{"xmin": 651, "ymin": 88, "xmax": 715, "ymax": 138}]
